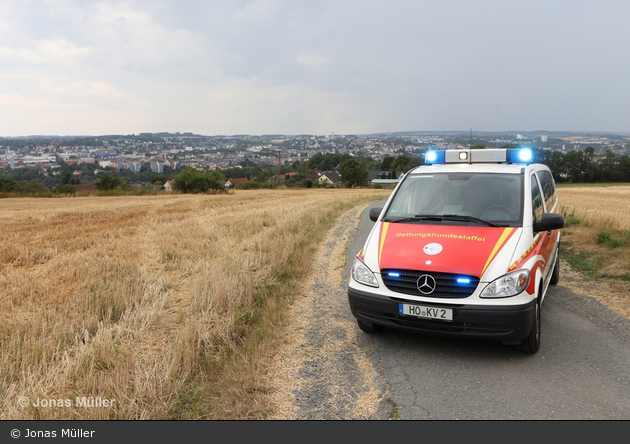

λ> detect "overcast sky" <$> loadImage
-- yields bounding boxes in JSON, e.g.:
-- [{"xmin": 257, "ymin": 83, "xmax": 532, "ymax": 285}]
[{"xmin": 1, "ymin": 0, "xmax": 629, "ymax": 137}]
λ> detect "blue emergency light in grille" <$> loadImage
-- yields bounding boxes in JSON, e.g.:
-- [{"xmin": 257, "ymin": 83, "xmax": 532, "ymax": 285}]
[{"xmin": 381, "ymin": 269, "xmax": 479, "ymax": 298}]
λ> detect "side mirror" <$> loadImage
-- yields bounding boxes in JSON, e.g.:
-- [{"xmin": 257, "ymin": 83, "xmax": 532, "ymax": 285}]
[
  {"xmin": 369, "ymin": 207, "xmax": 383, "ymax": 222},
  {"xmin": 534, "ymin": 213, "xmax": 564, "ymax": 232}
]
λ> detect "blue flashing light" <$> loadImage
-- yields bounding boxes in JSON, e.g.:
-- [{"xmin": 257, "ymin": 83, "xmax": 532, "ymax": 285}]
[
  {"xmin": 424, "ymin": 150, "xmax": 445, "ymax": 164},
  {"xmin": 518, "ymin": 149, "xmax": 533, "ymax": 162},
  {"xmin": 387, "ymin": 271, "xmax": 401, "ymax": 278},
  {"xmin": 456, "ymin": 277, "xmax": 471, "ymax": 285},
  {"xmin": 507, "ymin": 148, "xmax": 533, "ymax": 164}
]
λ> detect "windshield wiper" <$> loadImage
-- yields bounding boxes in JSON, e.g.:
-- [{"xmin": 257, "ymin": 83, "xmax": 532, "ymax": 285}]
[
  {"xmin": 440, "ymin": 214, "xmax": 503, "ymax": 227},
  {"xmin": 385, "ymin": 214, "xmax": 504, "ymax": 227},
  {"xmin": 384, "ymin": 214, "xmax": 447, "ymax": 223}
]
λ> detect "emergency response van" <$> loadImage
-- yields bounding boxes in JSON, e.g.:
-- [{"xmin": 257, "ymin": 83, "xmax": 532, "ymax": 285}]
[{"xmin": 348, "ymin": 148, "xmax": 564, "ymax": 353}]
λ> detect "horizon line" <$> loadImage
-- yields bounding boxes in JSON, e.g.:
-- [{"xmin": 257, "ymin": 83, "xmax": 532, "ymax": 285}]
[{"xmin": 3, "ymin": 129, "xmax": 630, "ymax": 139}]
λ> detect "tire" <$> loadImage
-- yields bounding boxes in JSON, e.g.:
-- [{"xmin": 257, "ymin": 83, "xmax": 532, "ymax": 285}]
[
  {"xmin": 550, "ymin": 249, "xmax": 560, "ymax": 285},
  {"xmin": 518, "ymin": 299, "xmax": 541, "ymax": 354},
  {"xmin": 356, "ymin": 319, "xmax": 383, "ymax": 334}
]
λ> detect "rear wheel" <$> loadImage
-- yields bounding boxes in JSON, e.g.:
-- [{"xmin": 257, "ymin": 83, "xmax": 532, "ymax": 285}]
[
  {"xmin": 356, "ymin": 319, "xmax": 383, "ymax": 334},
  {"xmin": 518, "ymin": 299, "xmax": 540, "ymax": 353}
]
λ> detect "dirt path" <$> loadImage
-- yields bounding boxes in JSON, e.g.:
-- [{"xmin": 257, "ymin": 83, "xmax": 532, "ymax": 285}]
[{"xmin": 267, "ymin": 203, "xmax": 390, "ymax": 420}]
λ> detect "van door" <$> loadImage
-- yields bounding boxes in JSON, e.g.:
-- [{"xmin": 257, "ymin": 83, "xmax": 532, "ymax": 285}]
[{"xmin": 531, "ymin": 172, "xmax": 555, "ymax": 286}]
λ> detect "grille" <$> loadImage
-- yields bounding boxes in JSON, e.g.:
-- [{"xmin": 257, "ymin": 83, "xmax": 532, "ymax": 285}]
[{"xmin": 381, "ymin": 269, "xmax": 479, "ymax": 298}]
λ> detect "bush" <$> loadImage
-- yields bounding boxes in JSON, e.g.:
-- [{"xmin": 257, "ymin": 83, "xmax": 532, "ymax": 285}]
[
  {"xmin": 597, "ymin": 231, "xmax": 622, "ymax": 248},
  {"xmin": 235, "ymin": 180, "xmax": 279, "ymax": 190},
  {"xmin": 0, "ymin": 177, "xmax": 20, "ymax": 193},
  {"xmin": 21, "ymin": 180, "xmax": 52, "ymax": 196},
  {"xmin": 95, "ymin": 173, "xmax": 125, "ymax": 190},
  {"xmin": 173, "ymin": 167, "xmax": 226, "ymax": 194},
  {"xmin": 56, "ymin": 184, "xmax": 76, "ymax": 196}
]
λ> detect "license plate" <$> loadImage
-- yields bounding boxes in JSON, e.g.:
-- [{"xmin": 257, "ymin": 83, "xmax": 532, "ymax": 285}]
[{"xmin": 399, "ymin": 303, "xmax": 453, "ymax": 321}]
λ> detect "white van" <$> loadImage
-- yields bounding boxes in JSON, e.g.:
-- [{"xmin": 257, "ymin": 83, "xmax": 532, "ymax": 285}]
[{"xmin": 348, "ymin": 148, "xmax": 564, "ymax": 353}]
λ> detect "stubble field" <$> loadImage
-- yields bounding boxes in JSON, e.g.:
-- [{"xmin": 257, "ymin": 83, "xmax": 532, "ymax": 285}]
[
  {"xmin": 1, "ymin": 185, "xmax": 628, "ymax": 420},
  {"xmin": 0, "ymin": 188, "xmax": 389, "ymax": 420}
]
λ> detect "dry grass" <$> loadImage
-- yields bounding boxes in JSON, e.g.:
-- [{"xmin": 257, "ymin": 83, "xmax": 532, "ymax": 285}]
[
  {"xmin": 0, "ymin": 188, "xmax": 390, "ymax": 420},
  {"xmin": 557, "ymin": 186, "xmax": 630, "ymax": 318}
]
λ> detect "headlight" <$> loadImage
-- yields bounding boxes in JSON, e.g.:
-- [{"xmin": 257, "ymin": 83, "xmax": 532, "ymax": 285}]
[
  {"xmin": 352, "ymin": 256, "xmax": 379, "ymax": 288},
  {"xmin": 480, "ymin": 269, "xmax": 529, "ymax": 298}
]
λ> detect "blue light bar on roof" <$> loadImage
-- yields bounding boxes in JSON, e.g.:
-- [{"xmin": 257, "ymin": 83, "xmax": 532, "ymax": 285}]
[
  {"xmin": 507, "ymin": 148, "xmax": 533, "ymax": 163},
  {"xmin": 424, "ymin": 150, "xmax": 445, "ymax": 164},
  {"xmin": 424, "ymin": 148, "xmax": 534, "ymax": 165}
]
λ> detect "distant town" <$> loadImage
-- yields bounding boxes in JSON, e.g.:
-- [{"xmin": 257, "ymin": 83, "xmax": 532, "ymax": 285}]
[{"xmin": 1, "ymin": 130, "xmax": 630, "ymax": 191}]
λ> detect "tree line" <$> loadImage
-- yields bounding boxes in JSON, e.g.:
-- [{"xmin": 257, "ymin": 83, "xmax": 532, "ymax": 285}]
[{"xmin": 540, "ymin": 147, "xmax": 630, "ymax": 183}]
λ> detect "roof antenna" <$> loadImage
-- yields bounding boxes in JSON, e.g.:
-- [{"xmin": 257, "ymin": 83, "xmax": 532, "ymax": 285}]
[{"xmin": 496, "ymin": 105, "xmax": 499, "ymax": 148}]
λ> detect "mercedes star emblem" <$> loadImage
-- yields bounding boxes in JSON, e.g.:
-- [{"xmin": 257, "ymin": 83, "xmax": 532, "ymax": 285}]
[{"xmin": 417, "ymin": 274, "xmax": 437, "ymax": 294}]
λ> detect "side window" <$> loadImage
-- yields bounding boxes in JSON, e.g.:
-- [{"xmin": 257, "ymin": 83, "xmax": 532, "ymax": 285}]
[
  {"xmin": 537, "ymin": 170, "xmax": 557, "ymax": 212},
  {"xmin": 531, "ymin": 174, "xmax": 544, "ymax": 222}
]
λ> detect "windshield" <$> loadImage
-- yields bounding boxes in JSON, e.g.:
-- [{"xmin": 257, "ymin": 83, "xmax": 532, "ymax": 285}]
[{"xmin": 384, "ymin": 173, "xmax": 523, "ymax": 226}]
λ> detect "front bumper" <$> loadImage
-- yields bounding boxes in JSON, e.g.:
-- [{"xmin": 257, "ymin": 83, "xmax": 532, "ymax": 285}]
[{"xmin": 348, "ymin": 287, "xmax": 536, "ymax": 343}]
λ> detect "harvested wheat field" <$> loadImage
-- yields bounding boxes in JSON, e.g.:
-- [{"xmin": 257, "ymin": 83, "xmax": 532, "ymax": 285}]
[
  {"xmin": 0, "ymin": 188, "xmax": 390, "ymax": 420},
  {"xmin": 558, "ymin": 186, "xmax": 630, "ymax": 318}
]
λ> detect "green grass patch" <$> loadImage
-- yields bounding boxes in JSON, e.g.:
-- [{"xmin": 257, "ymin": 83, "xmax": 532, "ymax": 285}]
[
  {"xmin": 385, "ymin": 397, "xmax": 401, "ymax": 420},
  {"xmin": 600, "ymin": 273, "xmax": 630, "ymax": 282},
  {"xmin": 562, "ymin": 236, "xmax": 630, "ymax": 284},
  {"xmin": 560, "ymin": 242, "xmax": 606, "ymax": 276},
  {"xmin": 563, "ymin": 217, "xmax": 581, "ymax": 228},
  {"xmin": 596, "ymin": 230, "xmax": 629, "ymax": 248},
  {"xmin": 597, "ymin": 231, "xmax": 622, "ymax": 248},
  {"xmin": 560, "ymin": 206, "xmax": 581, "ymax": 228}
]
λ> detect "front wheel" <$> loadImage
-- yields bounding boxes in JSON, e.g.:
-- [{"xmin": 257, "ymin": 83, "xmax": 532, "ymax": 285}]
[{"xmin": 518, "ymin": 299, "xmax": 540, "ymax": 353}]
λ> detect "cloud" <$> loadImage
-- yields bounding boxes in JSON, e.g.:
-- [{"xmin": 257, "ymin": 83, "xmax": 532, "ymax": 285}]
[
  {"xmin": 297, "ymin": 53, "xmax": 332, "ymax": 67},
  {"xmin": 2, "ymin": 0, "xmax": 630, "ymax": 136},
  {"xmin": 0, "ymin": 38, "xmax": 90, "ymax": 69}
]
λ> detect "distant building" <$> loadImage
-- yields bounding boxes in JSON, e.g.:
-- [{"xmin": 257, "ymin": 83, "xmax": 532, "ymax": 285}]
[
  {"xmin": 151, "ymin": 162, "xmax": 164, "ymax": 173},
  {"xmin": 164, "ymin": 180, "xmax": 175, "ymax": 192},
  {"xmin": 225, "ymin": 178, "xmax": 248, "ymax": 188},
  {"xmin": 318, "ymin": 171, "xmax": 340, "ymax": 186},
  {"xmin": 541, "ymin": 135, "xmax": 548, "ymax": 142},
  {"xmin": 125, "ymin": 162, "xmax": 141, "ymax": 172}
]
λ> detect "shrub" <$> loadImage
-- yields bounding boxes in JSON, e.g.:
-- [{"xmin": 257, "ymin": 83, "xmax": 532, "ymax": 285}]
[
  {"xmin": 95, "ymin": 173, "xmax": 125, "ymax": 190},
  {"xmin": 173, "ymin": 167, "xmax": 226, "ymax": 194},
  {"xmin": 56, "ymin": 184, "xmax": 76, "ymax": 196},
  {"xmin": 597, "ymin": 231, "xmax": 622, "ymax": 248},
  {"xmin": 236, "ymin": 180, "xmax": 278, "ymax": 190},
  {"xmin": 0, "ymin": 177, "xmax": 20, "ymax": 193}
]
